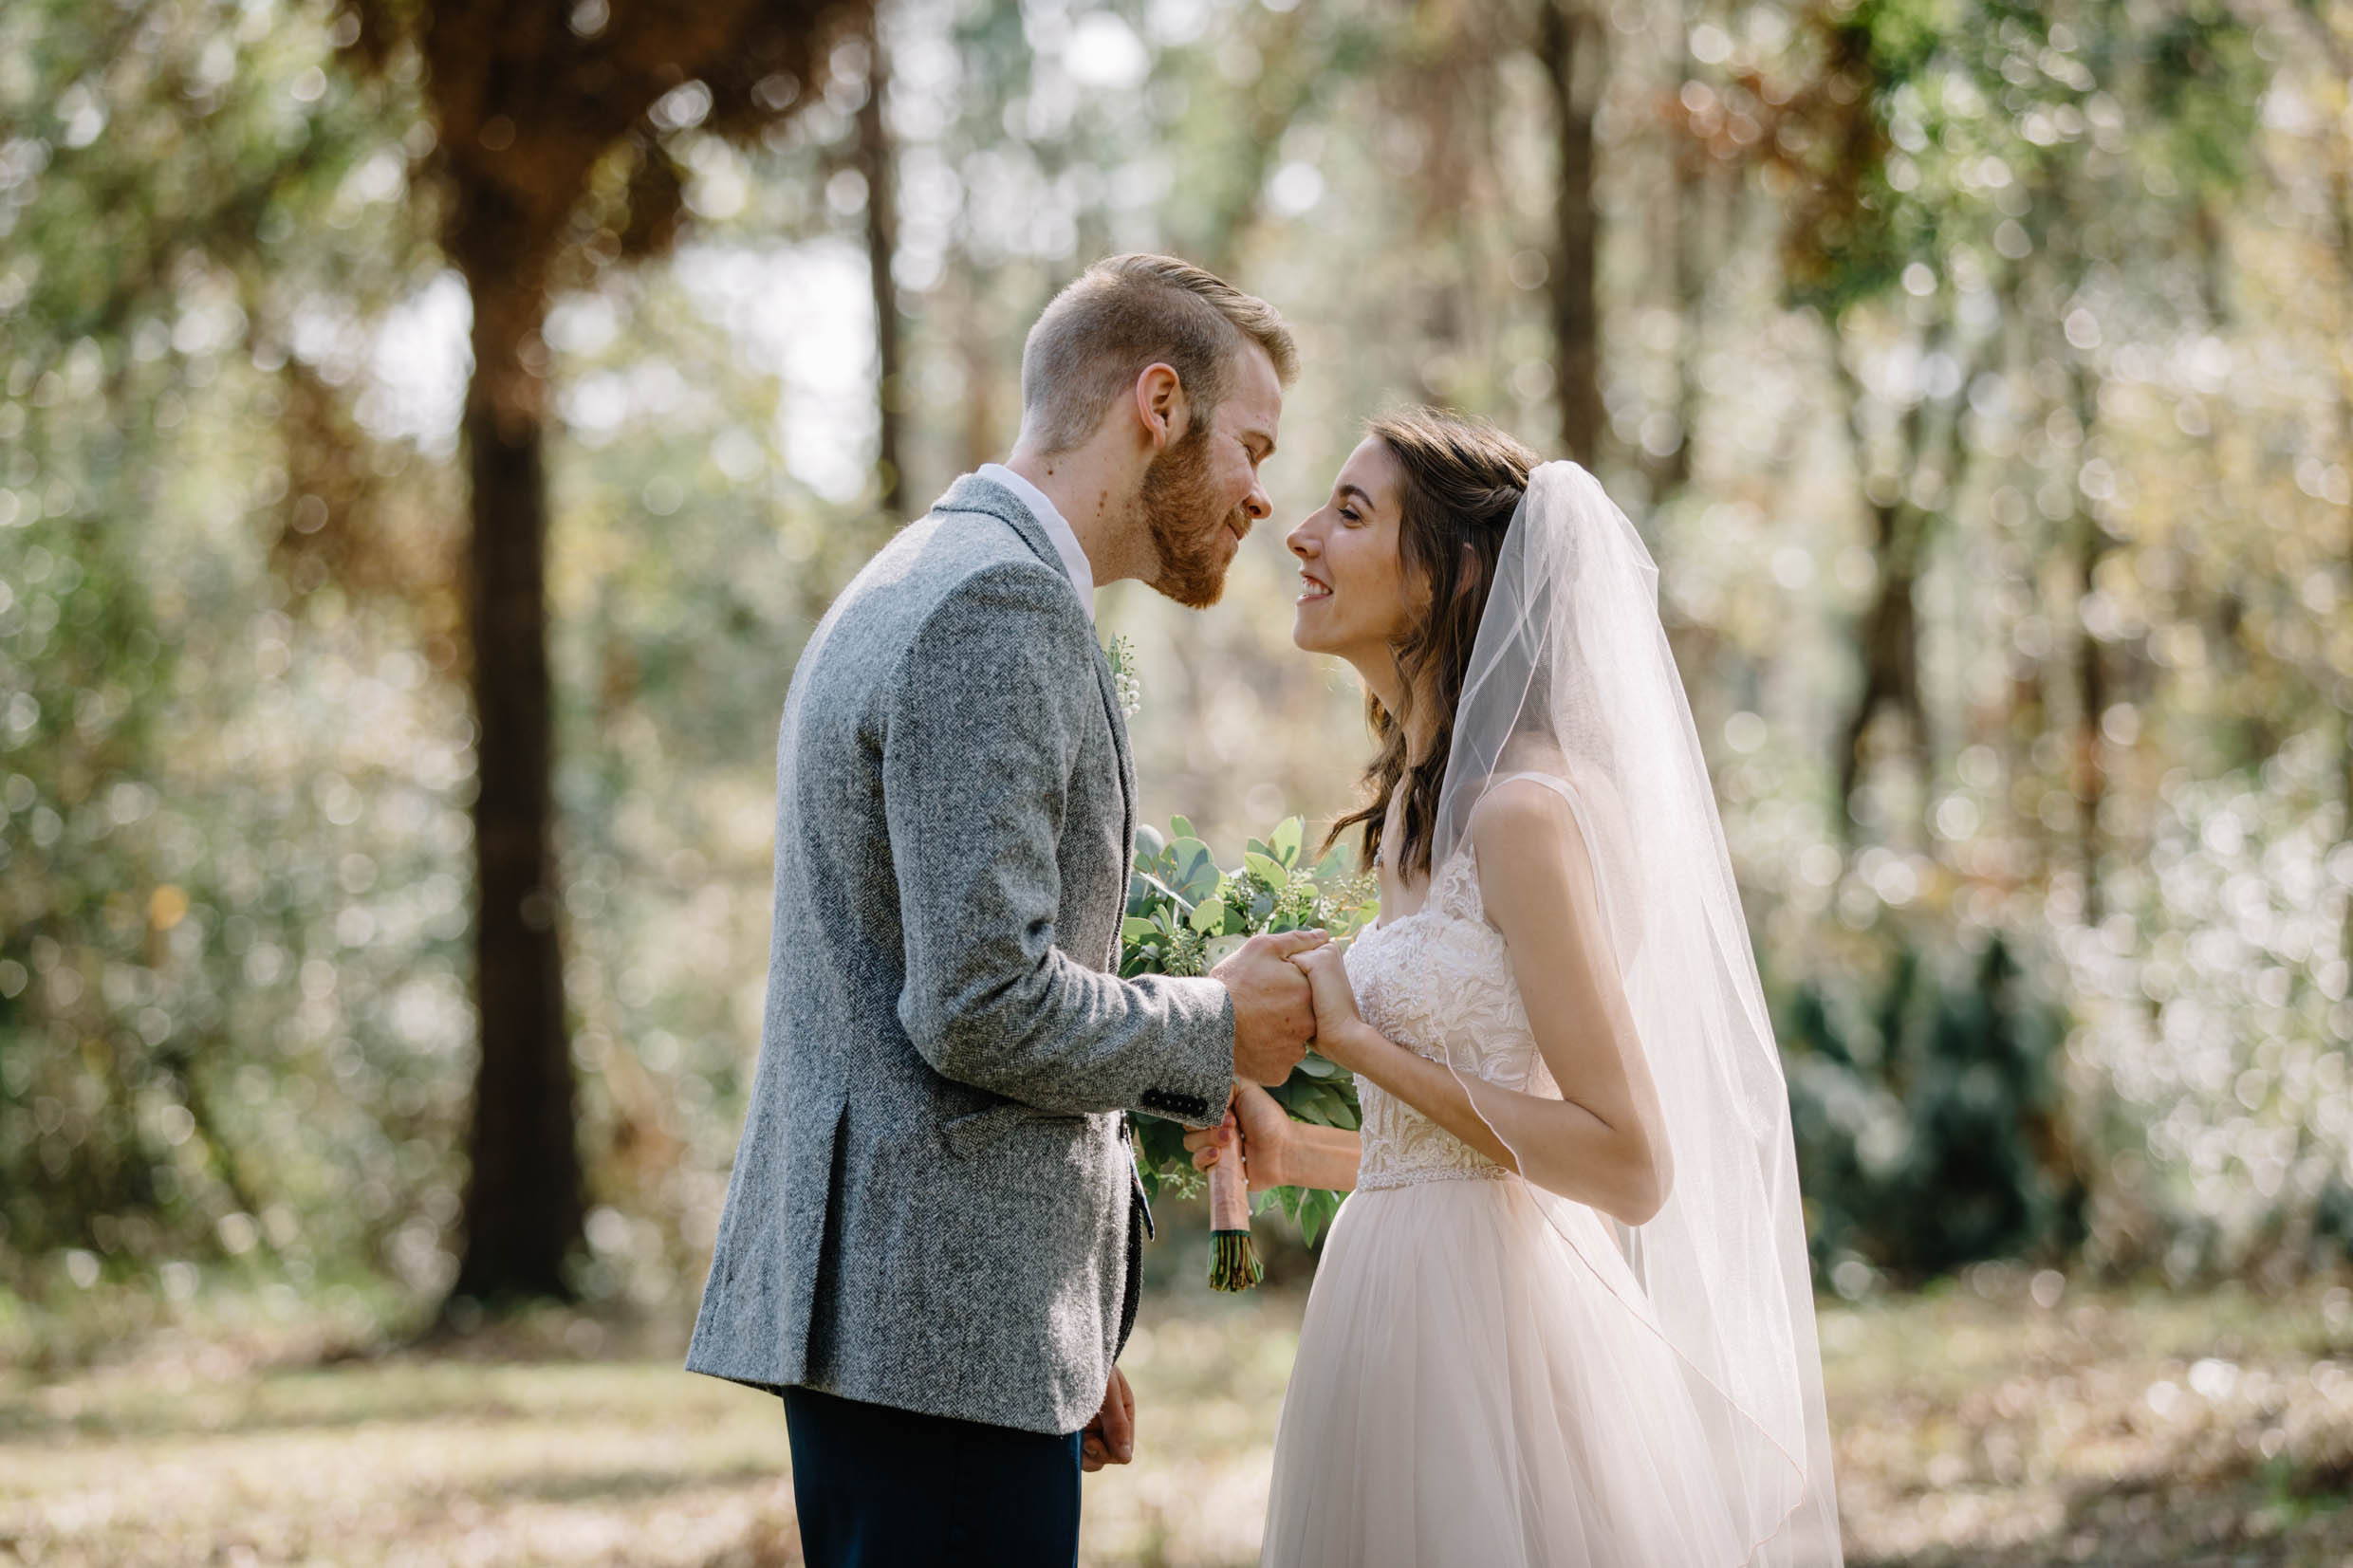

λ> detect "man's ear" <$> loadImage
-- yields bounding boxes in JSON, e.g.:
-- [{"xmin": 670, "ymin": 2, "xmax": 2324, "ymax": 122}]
[{"xmin": 1132, "ymin": 362, "xmax": 1188, "ymax": 452}]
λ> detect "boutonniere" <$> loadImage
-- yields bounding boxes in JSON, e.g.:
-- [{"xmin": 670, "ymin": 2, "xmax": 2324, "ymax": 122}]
[{"xmin": 1103, "ymin": 634, "xmax": 1141, "ymax": 720}]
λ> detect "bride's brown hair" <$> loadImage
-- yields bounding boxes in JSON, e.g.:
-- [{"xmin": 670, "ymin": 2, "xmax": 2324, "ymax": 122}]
[{"xmin": 1324, "ymin": 407, "xmax": 1538, "ymax": 881}]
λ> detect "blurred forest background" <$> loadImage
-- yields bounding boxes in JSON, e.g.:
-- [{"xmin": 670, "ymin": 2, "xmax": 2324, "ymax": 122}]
[{"xmin": 2, "ymin": 0, "xmax": 2351, "ymax": 1393}]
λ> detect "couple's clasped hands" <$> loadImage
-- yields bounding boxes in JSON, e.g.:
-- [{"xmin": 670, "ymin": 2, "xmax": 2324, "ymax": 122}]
[
  {"xmin": 1199, "ymin": 929, "xmax": 1374, "ymax": 1189},
  {"xmin": 1208, "ymin": 928, "xmax": 1371, "ymax": 1086}
]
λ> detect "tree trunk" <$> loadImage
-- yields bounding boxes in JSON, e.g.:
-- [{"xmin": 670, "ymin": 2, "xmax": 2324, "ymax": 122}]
[
  {"xmin": 1829, "ymin": 350, "xmax": 1931, "ymax": 841},
  {"xmin": 2333, "ymin": 153, "xmax": 2353, "ymax": 975},
  {"xmin": 858, "ymin": 10, "xmax": 904, "ymax": 515},
  {"xmin": 1193, "ymin": 5, "xmax": 1312, "ymax": 279},
  {"xmin": 2072, "ymin": 530, "xmax": 2109, "ymax": 926},
  {"xmin": 954, "ymin": 264, "xmax": 1002, "ymax": 474},
  {"xmin": 448, "ymin": 254, "xmax": 581, "ymax": 1307},
  {"xmin": 1645, "ymin": 0, "xmax": 1706, "ymax": 497},
  {"xmin": 1650, "ymin": 143, "xmax": 1702, "ymax": 495},
  {"xmin": 2064, "ymin": 345, "xmax": 2111, "ymax": 925},
  {"xmin": 1539, "ymin": 0, "xmax": 1604, "ymax": 467},
  {"xmin": 1838, "ymin": 497, "xmax": 1925, "ymax": 833}
]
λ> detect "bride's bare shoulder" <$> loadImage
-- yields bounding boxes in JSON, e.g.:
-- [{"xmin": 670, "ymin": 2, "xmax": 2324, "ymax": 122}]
[
  {"xmin": 1468, "ymin": 774, "xmax": 1576, "ymax": 839},
  {"xmin": 1467, "ymin": 776, "xmax": 1591, "ymax": 908},
  {"xmin": 1466, "ymin": 760, "xmax": 1628, "ymax": 919}
]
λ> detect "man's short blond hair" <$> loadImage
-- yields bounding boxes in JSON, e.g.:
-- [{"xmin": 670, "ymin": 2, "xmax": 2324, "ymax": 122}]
[{"xmin": 1018, "ymin": 254, "xmax": 1298, "ymax": 455}]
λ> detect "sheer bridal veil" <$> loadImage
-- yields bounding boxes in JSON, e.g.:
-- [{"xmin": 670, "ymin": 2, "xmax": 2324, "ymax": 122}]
[{"xmin": 1431, "ymin": 462, "xmax": 1842, "ymax": 1564}]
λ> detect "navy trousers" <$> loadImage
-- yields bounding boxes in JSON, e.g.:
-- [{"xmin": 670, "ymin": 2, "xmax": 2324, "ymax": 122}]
[{"xmin": 783, "ymin": 1386, "xmax": 1084, "ymax": 1568}]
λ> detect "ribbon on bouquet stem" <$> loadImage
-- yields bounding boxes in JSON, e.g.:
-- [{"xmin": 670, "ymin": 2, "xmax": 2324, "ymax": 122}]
[{"xmin": 1207, "ymin": 1094, "xmax": 1263, "ymax": 1292}]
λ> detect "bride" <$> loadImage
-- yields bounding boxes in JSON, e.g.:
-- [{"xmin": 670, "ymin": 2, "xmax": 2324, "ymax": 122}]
[{"xmin": 1186, "ymin": 410, "xmax": 1843, "ymax": 1566}]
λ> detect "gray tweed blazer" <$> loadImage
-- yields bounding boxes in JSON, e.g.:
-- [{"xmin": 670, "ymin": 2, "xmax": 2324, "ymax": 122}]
[{"xmin": 684, "ymin": 473, "xmax": 1235, "ymax": 1436}]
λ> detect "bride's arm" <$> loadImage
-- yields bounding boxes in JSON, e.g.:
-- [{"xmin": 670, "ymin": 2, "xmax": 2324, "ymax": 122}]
[
  {"xmin": 1465, "ymin": 779, "xmax": 1668, "ymax": 1225},
  {"xmin": 1292, "ymin": 782, "xmax": 1667, "ymax": 1227},
  {"xmin": 1183, "ymin": 1083, "xmax": 1363, "ymax": 1191},
  {"xmin": 1289, "ymin": 950, "xmax": 1525, "ymax": 1174}
]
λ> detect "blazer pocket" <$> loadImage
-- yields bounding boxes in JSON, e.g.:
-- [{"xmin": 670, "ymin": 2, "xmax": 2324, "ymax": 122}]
[{"xmin": 938, "ymin": 1102, "xmax": 1086, "ymax": 1159}]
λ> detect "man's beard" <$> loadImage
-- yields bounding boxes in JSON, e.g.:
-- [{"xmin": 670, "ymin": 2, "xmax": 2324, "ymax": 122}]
[{"xmin": 1139, "ymin": 422, "xmax": 1249, "ymax": 609}]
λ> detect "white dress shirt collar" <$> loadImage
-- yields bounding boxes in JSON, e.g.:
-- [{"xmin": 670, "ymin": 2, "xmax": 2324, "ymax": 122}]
[{"xmin": 978, "ymin": 462, "xmax": 1095, "ymax": 624}]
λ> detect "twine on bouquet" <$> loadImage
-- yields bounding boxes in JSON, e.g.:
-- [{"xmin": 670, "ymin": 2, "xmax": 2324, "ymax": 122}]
[{"xmin": 1206, "ymin": 1100, "xmax": 1263, "ymax": 1292}]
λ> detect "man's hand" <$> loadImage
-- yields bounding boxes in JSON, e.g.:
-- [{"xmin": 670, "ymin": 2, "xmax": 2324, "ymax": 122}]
[
  {"xmin": 1081, "ymin": 1365, "xmax": 1135, "ymax": 1472},
  {"xmin": 1213, "ymin": 929, "xmax": 1325, "ymax": 1085}
]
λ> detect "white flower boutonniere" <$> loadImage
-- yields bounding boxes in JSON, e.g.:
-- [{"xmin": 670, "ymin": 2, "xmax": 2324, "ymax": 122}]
[{"xmin": 1103, "ymin": 634, "xmax": 1141, "ymax": 720}]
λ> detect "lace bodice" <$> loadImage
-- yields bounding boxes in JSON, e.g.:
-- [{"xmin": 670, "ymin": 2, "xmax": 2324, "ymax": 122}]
[{"xmin": 1344, "ymin": 846, "xmax": 1557, "ymax": 1192}]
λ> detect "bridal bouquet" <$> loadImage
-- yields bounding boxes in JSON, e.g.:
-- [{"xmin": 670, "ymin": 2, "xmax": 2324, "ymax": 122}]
[{"xmin": 1123, "ymin": 814, "xmax": 1378, "ymax": 1288}]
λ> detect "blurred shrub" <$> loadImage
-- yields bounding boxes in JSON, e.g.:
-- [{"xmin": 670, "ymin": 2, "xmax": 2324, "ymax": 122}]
[
  {"xmin": 1, "ymin": 513, "xmax": 180, "ymax": 1261},
  {"xmin": 0, "ymin": 0, "xmax": 474, "ymax": 1341},
  {"xmin": 2066, "ymin": 738, "xmax": 2353, "ymax": 1284},
  {"xmin": 1779, "ymin": 932, "xmax": 2086, "ymax": 1288}
]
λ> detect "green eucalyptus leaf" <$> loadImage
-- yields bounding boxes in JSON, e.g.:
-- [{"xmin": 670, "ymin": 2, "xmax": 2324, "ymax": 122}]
[
  {"xmin": 1272, "ymin": 816, "xmax": 1304, "ymax": 865},
  {"xmin": 1190, "ymin": 895, "xmax": 1228, "ymax": 934},
  {"xmin": 1134, "ymin": 871, "xmax": 1193, "ymax": 913},
  {"xmin": 1174, "ymin": 848, "xmax": 1220, "ymax": 903}
]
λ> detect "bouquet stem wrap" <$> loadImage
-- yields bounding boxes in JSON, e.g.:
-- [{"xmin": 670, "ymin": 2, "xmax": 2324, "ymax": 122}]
[{"xmin": 1206, "ymin": 1128, "xmax": 1262, "ymax": 1292}]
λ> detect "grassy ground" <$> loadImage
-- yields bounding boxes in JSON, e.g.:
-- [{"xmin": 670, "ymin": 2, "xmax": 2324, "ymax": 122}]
[{"xmin": 3, "ymin": 1270, "xmax": 2351, "ymax": 1566}]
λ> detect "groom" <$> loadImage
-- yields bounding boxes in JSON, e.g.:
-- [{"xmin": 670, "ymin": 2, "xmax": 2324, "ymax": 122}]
[{"xmin": 686, "ymin": 253, "xmax": 1323, "ymax": 1566}]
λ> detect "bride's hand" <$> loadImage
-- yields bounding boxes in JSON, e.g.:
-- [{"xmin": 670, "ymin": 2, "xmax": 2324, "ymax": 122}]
[
  {"xmin": 1291, "ymin": 944, "xmax": 1379, "ymax": 1071},
  {"xmin": 1180, "ymin": 1083, "xmax": 1296, "ymax": 1191}
]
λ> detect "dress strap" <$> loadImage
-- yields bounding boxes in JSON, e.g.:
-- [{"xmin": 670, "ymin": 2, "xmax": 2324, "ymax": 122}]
[
  {"xmin": 1436, "ymin": 773, "xmax": 1577, "ymax": 924},
  {"xmin": 1488, "ymin": 769, "xmax": 1583, "ymax": 809},
  {"xmin": 1472, "ymin": 768, "xmax": 1639, "ymax": 967}
]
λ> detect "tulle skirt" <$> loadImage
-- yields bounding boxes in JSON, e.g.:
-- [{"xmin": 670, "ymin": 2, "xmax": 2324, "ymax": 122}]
[{"xmin": 1260, "ymin": 1176, "xmax": 1749, "ymax": 1568}]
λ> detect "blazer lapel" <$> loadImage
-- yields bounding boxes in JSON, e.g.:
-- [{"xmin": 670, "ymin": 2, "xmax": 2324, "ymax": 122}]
[
  {"xmin": 935, "ymin": 473, "xmax": 1137, "ymax": 847},
  {"xmin": 1087, "ymin": 642, "xmax": 1138, "ymax": 854}
]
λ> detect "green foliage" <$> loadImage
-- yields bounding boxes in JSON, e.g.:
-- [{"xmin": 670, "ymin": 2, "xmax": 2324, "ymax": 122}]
[
  {"xmin": 2140, "ymin": 5, "xmax": 2268, "ymax": 188},
  {"xmin": 1781, "ymin": 932, "xmax": 2084, "ymax": 1285},
  {"xmin": 1121, "ymin": 816, "xmax": 1377, "ymax": 1246},
  {"xmin": 0, "ymin": 0, "xmax": 460, "ymax": 1312},
  {"xmin": 2063, "ymin": 741, "xmax": 2353, "ymax": 1282},
  {"xmin": 1776, "ymin": 0, "xmax": 2260, "ymax": 319}
]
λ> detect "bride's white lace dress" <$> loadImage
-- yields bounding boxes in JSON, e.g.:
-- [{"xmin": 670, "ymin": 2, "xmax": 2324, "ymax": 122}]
[{"xmin": 1259, "ymin": 827, "xmax": 1749, "ymax": 1567}]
